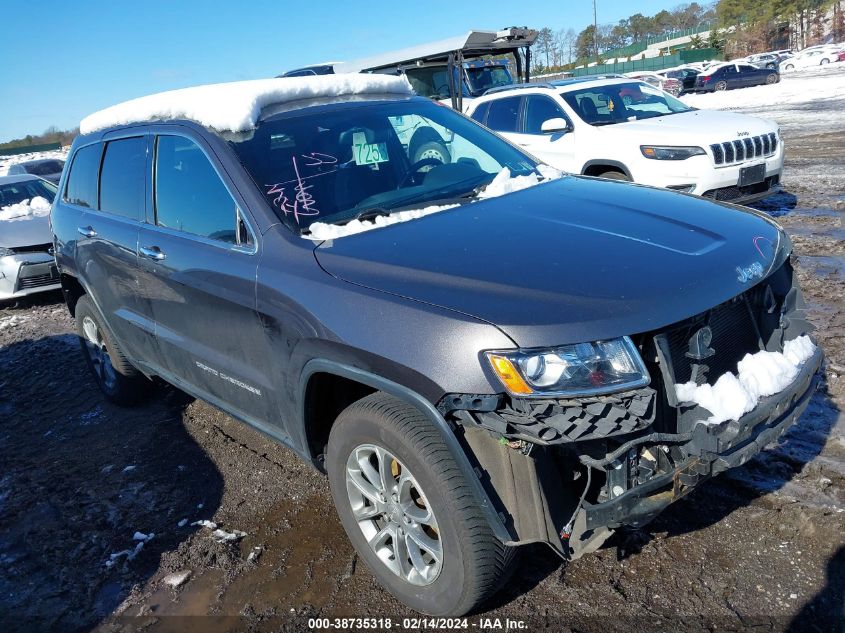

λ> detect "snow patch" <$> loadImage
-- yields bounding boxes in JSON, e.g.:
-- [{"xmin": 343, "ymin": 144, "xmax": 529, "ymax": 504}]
[
  {"xmin": 0, "ymin": 196, "xmax": 51, "ymax": 222},
  {"xmin": 191, "ymin": 519, "xmax": 246, "ymax": 543},
  {"xmin": 0, "ymin": 149, "xmax": 67, "ymax": 177},
  {"xmin": 0, "ymin": 315, "xmax": 28, "ymax": 330},
  {"xmin": 105, "ymin": 532, "xmax": 154, "ymax": 568},
  {"xmin": 304, "ymin": 164, "xmax": 562, "ymax": 241},
  {"xmin": 681, "ymin": 67, "xmax": 845, "ymax": 111},
  {"xmin": 477, "ymin": 165, "xmax": 562, "ymax": 200},
  {"xmin": 305, "ymin": 203, "xmax": 458, "ymax": 241},
  {"xmin": 211, "ymin": 528, "xmax": 247, "ymax": 543},
  {"xmin": 80, "ymin": 75, "xmax": 414, "ymax": 134},
  {"xmin": 675, "ymin": 335, "xmax": 817, "ymax": 425},
  {"xmin": 163, "ymin": 570, "xmax": 192, "ymax": 588}
]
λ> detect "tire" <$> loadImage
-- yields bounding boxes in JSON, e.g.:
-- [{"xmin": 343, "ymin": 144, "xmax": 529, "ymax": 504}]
[
  {"xmin": 75, "ymin": 295, "xmax": 150, "ymax": 405},
  {"xmin": 820, "ymin": 58, "xmax": 829, "ymax": 65},
  {"xmin": 597, "ymin": 170, "xmax": 630, "ymax": 182},
  {"xmin": 326, "ymin": 392, "xmax": 516, "ymax": 616},
  {"xmin": 765, "ymin": 74, "xmax": 778, "ymax": 84},
  {"xmin": 412, "ymin": 140, "xmax": 451, "ymax": 167},
  {"xmin": 715, "ymin": 80, "xmax": 728, "ymax": 91},
  {"xmin": 784, "ymin": 64, "xmax": 794, "ymax": 72}
]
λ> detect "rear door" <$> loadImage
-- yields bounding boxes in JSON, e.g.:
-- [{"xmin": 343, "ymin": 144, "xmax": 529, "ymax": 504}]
[
  {"xmin": 480, "ymin": 95, "xmax": 523, "ymax": 144},
  {"xmin": 69, "ymin": 134, "xmax": 158, "ymax": 364},
  {"xmin": 737, "ymin": 64, "xmax": 760, "ymax": 86},
  {"xmin": 137, "ymin": 130, "xmax": 273, "ymax": 425}
]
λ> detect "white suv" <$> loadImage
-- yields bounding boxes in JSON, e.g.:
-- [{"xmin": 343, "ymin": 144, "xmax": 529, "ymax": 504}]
[{"xmin": 466, "ymin": 77, "xmax": 784, "ymax": 204}]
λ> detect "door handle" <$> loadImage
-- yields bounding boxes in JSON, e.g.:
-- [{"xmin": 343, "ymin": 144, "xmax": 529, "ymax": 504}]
[
  {"xmin": 140, "ymin": 246, "xmax": 166, "ymax": 261},
  {"xmin": 77, "ymin": 226, "xmax": 97, "ymax": 238}
]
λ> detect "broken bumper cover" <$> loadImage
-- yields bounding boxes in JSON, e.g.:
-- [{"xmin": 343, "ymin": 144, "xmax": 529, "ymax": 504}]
[{"xmin": 583, "ymin": 344, "xmax": 823, "ymax": 530}]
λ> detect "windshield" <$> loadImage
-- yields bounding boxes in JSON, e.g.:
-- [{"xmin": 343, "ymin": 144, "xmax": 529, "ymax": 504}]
[
  {"xmin": 561, "ymin": 81, "xmax": 692, "ymax": 127},
  {"xmin": 0, "ymin": 178, "xmax": 58, "ymax": 207},
  {"xmin": 465, "ymin": 65, "xmax": 513, "ymax": 96},
  {"xmin": 403, "ymin": 66, "xmax": 464, "ymax": 99},
  {"xmin": 229, "ymin": 99, "xmax": 537, "ymax": 232}
]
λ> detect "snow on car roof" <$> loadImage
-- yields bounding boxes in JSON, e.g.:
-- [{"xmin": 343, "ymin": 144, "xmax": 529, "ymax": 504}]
[{"xmin": 79, "ymin": 75, "xmax": 414, "ymax": 135}]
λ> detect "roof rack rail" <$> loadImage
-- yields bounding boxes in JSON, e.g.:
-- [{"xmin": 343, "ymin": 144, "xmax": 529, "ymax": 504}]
[{"xmin": 483, "ymin": 82, "xmax": 557, "ymax": 95}]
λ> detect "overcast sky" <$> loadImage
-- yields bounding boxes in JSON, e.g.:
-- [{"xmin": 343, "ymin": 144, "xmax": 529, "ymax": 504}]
[{"xmin": 0, "ymin": 0, "xmax": 675, "ymax": 142}]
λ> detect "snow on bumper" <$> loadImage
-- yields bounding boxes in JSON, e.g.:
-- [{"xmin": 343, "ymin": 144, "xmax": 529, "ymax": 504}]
[{"xmin": 584, "ymin": 342, "xmax": 822, "ymax": 530}]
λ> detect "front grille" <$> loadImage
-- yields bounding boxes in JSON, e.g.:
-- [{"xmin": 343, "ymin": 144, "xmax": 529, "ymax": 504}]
[
  {"xmin": 18, "ymin": 274, "xmax": 58, "ymax": 290},
  {"xmin": 702, "ymin": 175, "xmax": 779, "ymax": 202},
  {"xmin": 710, "ymin": 132, "xmax": 777, "ymax": 165}
]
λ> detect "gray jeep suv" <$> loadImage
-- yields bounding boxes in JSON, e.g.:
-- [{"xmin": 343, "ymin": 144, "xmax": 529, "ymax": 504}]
[{"xmin": 51, "ymin": 77, "xmax": 822, "ymax": 616}]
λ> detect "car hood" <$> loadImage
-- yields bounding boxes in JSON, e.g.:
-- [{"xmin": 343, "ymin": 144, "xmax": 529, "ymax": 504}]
[
  {"xmin": 0, "ymin": 214, "xmax": 53, "ymax": 249},
  {"xmin": 616, "ymin": 110, "xmax": 777, "ymax": 142},
  {"xmin": 314, "ymin": 176, "xmax": 788, "ymax": 348}
]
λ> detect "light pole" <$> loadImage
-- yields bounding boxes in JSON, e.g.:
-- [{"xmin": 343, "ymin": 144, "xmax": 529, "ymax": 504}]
[{"xmin": 593, "ymin": 0, "xmax": 599, "ymax": 63}]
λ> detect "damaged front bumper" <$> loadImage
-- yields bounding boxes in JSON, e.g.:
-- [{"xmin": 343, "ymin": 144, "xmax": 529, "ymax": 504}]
[
  {"xmin": 441, "ymin": 260, "xmax": 823, "ymax": 559},
  {"xmin": 580, "ymin": 343, "xmax": 822, "ymax": 532}
]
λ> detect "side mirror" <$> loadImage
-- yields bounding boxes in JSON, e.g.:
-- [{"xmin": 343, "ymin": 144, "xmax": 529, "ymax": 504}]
[{"xmin": 540, "ymin": 118, "xmax": 571, "ymax": 134}]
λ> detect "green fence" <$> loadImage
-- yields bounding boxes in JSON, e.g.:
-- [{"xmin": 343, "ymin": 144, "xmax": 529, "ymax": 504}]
[
  {"xmin": 0, "ymin": 142, "xmax": 61, "ymax": 157},
  {"xmin": 570, "ymin": 48, "xmax": 722, "ymax": 77},
  {"xmin": 587, "ymin": 20, "xmax": 717, "ymax": 68}
]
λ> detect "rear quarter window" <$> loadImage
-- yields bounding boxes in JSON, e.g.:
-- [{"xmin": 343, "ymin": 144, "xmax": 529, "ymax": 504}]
[{"xmin": 64, "ymin": 143, "xmax": 102, "ymax": 208}]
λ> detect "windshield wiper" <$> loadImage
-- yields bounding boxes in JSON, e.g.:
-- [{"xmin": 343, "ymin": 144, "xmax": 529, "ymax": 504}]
[{"xmin": 351, "ymin": 207, "xmax": 391, "ymax": 223}]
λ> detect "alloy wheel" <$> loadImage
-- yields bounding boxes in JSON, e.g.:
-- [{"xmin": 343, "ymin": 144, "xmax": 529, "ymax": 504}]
[
  {"xmin": 345, "ymin": 443, "xmax": 442, "ymax": 586},
  {"xmin": 81, "ymin": 315, "xmax": 117, "ymax": 391}
]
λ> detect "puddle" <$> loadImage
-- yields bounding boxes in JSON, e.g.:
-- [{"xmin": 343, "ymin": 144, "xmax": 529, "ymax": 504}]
[{"xmin": 795, "ymin": 255, "xmax": 845, "ymax": 280}]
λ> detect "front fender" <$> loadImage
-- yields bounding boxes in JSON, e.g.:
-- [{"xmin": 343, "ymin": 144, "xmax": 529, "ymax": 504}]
[{"xmin": 297, "ymin": 358, "xmax": 512, "ymax": 543}]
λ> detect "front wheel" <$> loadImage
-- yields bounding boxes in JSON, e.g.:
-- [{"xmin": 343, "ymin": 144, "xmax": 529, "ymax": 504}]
[
  {"xmin": 598, "ymin": 170, "xmax": 630, "ymax": 182},
  {"xmin": 326, "ymin": 393, "xmax": 516, "ymax": 616},
  {"xmin": 820, "ymin": 58, "xmax": 829, "ymax": 65},
  {"xmin": 765, "ymin": 74, "xmax": 778, "ymax": 84},
  {"xmin": 784, "ymin": 64, "xmax": 794, "ymax": 72}
]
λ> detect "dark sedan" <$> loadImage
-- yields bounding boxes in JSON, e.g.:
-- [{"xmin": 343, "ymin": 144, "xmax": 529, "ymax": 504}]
[
  {"xmin": 6, "ymin": 158, "xmax": 66, "ymax": 184},
  {"xmin": 695, "ymin": 63, "xmax": 779, "ymax": 92}
]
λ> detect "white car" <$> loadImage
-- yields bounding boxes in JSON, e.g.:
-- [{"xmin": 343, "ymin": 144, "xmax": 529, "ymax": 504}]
[
  {"xmin": 466, "ymin": 77, "xmax": 784, "ymax": 204},
  {"xmin": 623, "ymin": 71, "xmax": 682, "ymax": 96},
  {"xmin": 0, "ymin": 174, "xmax": 61, "ymax": 301},
  {"xmin": 780, "ymin": 48, "xmax": 842, "ymax": 71}
]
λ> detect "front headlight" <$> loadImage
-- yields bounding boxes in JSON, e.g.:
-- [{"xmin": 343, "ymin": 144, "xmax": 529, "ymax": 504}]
[
  {"xmin": 485, "ymin": 336, "xmax": 650, "ymax": 397},
  {"xmin": 640, "ymin": 145, "xmax": 706, "ymax": 160}
]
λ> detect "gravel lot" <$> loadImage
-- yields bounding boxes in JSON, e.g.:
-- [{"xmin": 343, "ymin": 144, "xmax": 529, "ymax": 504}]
[{"xmin": 1, "ymin": 72, "xmax": 843, "ymax": 633}]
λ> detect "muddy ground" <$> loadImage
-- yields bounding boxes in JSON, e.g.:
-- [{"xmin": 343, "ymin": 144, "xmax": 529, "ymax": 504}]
[{"xmin": 1, "ymin": 99, "xmax": 844, "ymax": 633}]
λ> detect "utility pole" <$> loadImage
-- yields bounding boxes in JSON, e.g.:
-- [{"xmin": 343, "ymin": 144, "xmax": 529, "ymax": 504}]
[{"xmin": 593, "ymin": 0, "xmax": 599, "ymax": 62}]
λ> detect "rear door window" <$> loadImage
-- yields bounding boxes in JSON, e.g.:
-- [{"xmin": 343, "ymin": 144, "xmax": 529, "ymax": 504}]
[
  {"xmin": 64, "ymin": 143, "xmax": 102, "ymax": 208},
  {"xmin": 99, "ymin": 137, "xmax": 146, "ymax": 220},
  {"xmin": 485, "ymin": 97, "xmax": 521, "ymax": 133},
  {"xmin": 154, "ymin": 135, "xmax": 238, "ymax": 244}
]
